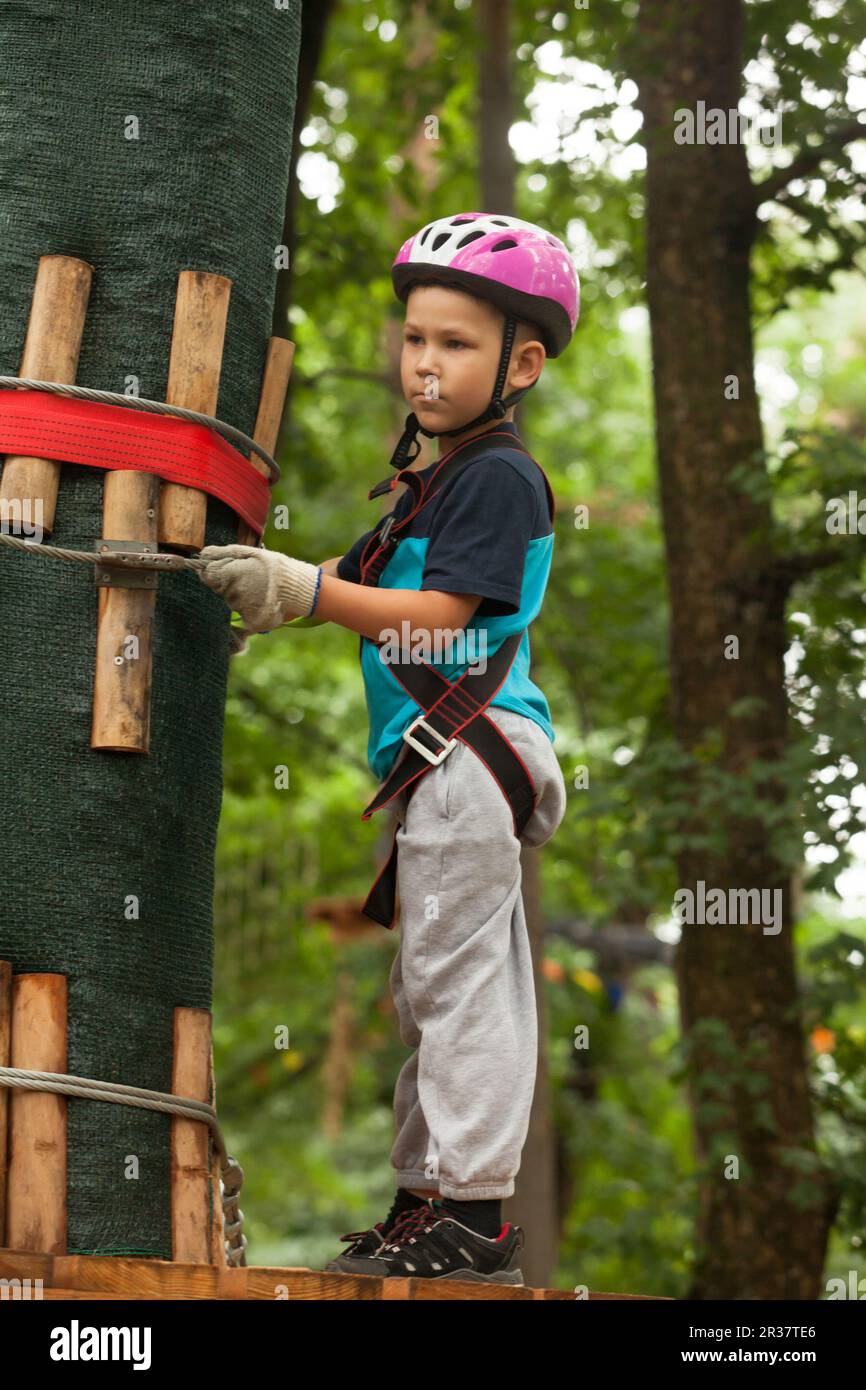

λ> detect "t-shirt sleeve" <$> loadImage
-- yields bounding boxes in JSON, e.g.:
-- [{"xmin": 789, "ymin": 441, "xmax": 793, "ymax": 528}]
[
  {"xmin": 420, "ymin": 456, "xmax": 538, "ymax": 617},
  {"xmin": 336, "ymin": 521, "xmax": 384, "ymax": 584}
]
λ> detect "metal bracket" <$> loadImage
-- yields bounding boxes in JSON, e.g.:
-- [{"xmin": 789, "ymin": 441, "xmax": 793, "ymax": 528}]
[{"xmin": 94, "ymin": 539, "xmax": 189, "ymax": 589}]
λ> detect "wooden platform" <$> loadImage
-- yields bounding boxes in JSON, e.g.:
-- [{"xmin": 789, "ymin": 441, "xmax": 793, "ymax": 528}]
[{"xmin": 0, "ymin": 1247, "xmax": 668, "ymax": 1300}]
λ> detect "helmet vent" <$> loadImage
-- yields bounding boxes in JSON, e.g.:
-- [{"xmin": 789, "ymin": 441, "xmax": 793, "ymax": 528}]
[
  {"xmin": 451, "ymin": 216, "xmax": 475, "ymax": 224},
  {"xmin": 490, "ymin": 238, "xmax": 518, "ymax": 252},
  {"xmin": 455, "ymin": 229, "xmax": 486, "ymax": 249},
  {"xmin": 491, "ymin": 218, "xmax": 510, "ymax": 225},
  {"xmin": 431, "ymin": 233, "xmax": 452, "ymax": 251},
  {"xmin": 419, "ymin": 225, "xmax": 434, "ymax": 245}
]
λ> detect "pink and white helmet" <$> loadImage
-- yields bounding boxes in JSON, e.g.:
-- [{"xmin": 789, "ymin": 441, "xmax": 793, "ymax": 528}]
[{"xmin": 392, "ymin": 212, "xmax": 579, "ymax": 357}]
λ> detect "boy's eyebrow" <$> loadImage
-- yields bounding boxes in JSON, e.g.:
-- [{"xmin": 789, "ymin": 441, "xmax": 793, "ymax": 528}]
[{"xmin": 403, "ymin": 321, "xmax": 476, "ymax": 336}]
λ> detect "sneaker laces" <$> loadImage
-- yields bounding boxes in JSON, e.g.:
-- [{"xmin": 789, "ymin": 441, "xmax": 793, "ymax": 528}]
[
  {"xmin": 379, "ymin": 1200, "xmax": 440, "ymax": 1251},
  {"xmin": 339, "ymin": 1201, "xmax": 430, "ymax": 1248},
  {"xmin": 338, "ymin": 1223, "xmax": 385, "ymax": 1245}
]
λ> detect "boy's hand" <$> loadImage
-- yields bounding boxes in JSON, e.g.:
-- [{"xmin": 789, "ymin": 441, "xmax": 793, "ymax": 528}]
[{"xmin": 197, "ymin": 544, "xmax": 322, "ymax": 632}]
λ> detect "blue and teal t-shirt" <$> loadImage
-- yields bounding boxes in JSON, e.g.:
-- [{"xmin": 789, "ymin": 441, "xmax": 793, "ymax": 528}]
[{"xmin": 337, "ymin": 423, "xmax": 556, "ymax": 782}]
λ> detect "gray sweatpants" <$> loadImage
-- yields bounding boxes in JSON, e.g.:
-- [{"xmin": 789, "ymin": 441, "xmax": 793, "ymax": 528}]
[{"xmin": 386, "ymin": 706, "xmax": 567, "ymax": 1200}]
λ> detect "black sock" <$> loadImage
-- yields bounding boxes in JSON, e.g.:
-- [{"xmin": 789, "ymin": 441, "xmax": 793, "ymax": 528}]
[
  {"xmin": 435, "ymin": 1196, "xmax": 502, "ymax": 1240},
  {"xmin": 381, "ymin": 1187, "xmax": 428, "ymax": 1236}
]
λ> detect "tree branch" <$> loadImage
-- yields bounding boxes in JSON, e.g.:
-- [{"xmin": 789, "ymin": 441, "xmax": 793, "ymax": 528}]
[
  {"xmin": 753, "ymin": 119, "xmax": 866, "ymax": 206},
  {"xmin": 736, "ymin": 536, "xmax": 866, "ymax": 599}
]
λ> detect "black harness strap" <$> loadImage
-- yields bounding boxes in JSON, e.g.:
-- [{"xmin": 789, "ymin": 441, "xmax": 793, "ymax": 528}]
[{"xmin": 356, "ymin": 428, "xmax": 552, "ymax": 929}]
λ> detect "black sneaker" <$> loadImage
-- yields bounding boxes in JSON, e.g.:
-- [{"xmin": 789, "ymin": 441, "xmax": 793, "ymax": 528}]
[{"xmin": 367, "ymin": 1198, "xmax": 525, "ymax": 1284}]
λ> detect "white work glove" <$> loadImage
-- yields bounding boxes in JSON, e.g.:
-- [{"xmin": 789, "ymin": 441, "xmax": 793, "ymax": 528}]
[{"xmin": 197, "ymin": 544, "xmax": 322, "ymax": 633}]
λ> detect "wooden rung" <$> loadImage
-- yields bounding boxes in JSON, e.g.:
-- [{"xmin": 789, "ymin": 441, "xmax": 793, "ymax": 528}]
[
  {"xmin": 0, "ymin": 255, "xmax": 93, "ymax": 535},
  {"xmin": 171, "ymin": 1008, "xmax": 213, "ymax": 1265},
  {"xmin": 158, "ymin": 271, "xmax": 232, "ymax": 550},
  {"xmin": 6, "ymin": 975, "xmax": 68, "ymax": 1255},
  {"xmin": 237, "ymin": 336, "xmax": 294, "ymax": 546},
  {"xmin": 0, "ymin": 960, "xmax": 11, "ymax": 1247},
  {"xmin": 207, "ymin": 1041, "xmax": 227, "ymax": 1266},
  {"xmin": 89, "ymin": 470, "xmax": 160, "ymax": 752}
]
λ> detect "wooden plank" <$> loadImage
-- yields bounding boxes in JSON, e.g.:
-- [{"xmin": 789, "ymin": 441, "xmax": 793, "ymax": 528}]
[
  {"xmin": 237, "ymin": 336, "xmax": 294, "ymax": 545},
  {"xmin": 0, "ymin": 960, "xmax": 11, "ymax": 1246},
  {"xmin": 171, "ymin": 1008, "xmax": 212, "ymax": 1265},
  {"xmin": 40, "ymin": 1253, "xmax": 376, "ymax": 1300},
  {"xmin": 0, "ymin": 1246, "xmax": 55, "ymax": 1283},
  {"xmin": 37, "ymin": 1288, "xmax": 167, "ymax": 1301},
  {"xmin": 403, "ymin": 1278, "xmax": 532, "ymax": 1300},
  {"xmin": 0, "ymin": 1245, "xmax": 669, "ymax": 1300},
  {"xmin": 53, "ymin": 1253, "xmax": 222, "ymax": 1300},
  {"xmin": 0, "ymin": 254, "xmax": 93, "ymax": 534},
  {"xmin": 89, "ymin": 469, "xmax": 160, "ymax": 752},
  {"xmin": 212, "ymin": 1266, "xmax": 249, "ymax": 1300},
  {"xmin": 6, "ymin": 975, "xmax": 68, "ymax": 1254},
  {"xmin": 158, "ymin": 271, "xmax": 231, "ymax": 550},
  {"xmin": 242, "ymin": 1267, "xmax": 383, "ymax": 1300}
]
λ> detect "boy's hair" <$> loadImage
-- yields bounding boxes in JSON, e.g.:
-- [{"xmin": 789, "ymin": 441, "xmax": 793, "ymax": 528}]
[{"xmin": 405, "ymin": 276, "xmax": 545, "ymax": 352}]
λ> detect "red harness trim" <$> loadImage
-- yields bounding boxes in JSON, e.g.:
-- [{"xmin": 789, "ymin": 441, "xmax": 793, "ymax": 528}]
[{"xmin": 0, "ymin": 390, "xmax": 271, "ymax": 537}]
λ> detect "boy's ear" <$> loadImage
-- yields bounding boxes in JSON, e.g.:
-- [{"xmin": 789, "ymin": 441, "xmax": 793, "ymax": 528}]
[{"xmin": 510, "ymin": 331, "xmax": 546, "ymax": 390}]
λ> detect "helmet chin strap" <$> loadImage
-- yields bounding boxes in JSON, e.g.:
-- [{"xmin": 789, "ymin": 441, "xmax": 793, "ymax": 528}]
[{"xmin": 387, "ymin": 315, "xmax": 531, "ymax": 471}]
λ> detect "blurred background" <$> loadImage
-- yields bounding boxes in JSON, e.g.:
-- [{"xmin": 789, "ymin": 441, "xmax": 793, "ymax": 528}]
[{"xmin": 212, "ymin": 0, "xmax": 866, "ymax": 1296}]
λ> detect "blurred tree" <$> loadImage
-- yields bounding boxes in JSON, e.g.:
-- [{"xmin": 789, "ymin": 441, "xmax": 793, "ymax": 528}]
[{"xmin": 626, "ymin": 0, "xmax": 865, "ymax": 1297}]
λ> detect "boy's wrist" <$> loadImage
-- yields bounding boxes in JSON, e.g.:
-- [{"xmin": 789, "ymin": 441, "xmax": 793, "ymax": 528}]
[
  {"xmin": 197, "ymin": 544, "xmax": 322, "ymax": 631},
  {"xmin": 274, "ymin": 556, "xmax": 322, "ymax": 621}
]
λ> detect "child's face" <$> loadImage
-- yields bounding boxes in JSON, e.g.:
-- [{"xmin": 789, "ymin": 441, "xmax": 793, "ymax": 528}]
[{"xmin": 401, "ymin": 284, "xmax": 544, "ymax": 435}]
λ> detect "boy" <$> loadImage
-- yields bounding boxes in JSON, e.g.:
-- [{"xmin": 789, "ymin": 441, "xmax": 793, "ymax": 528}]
[{"xmin": 198, "ymin": 212, "xmax": 578, "ymax": 1284}]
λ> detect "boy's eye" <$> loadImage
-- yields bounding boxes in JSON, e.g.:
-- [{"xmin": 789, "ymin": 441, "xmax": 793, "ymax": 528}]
[{"xmin": 404, "ymin": 334, "xmax": 467, "ymax": 349}]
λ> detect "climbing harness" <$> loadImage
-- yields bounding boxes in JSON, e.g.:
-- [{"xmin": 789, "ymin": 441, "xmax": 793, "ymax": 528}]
[
  {"xmin": 357, "ymin": 427, "xmax": 556, "ymax": 929},
  {"xmin": 0, "ymin": 1066, "xmax": 247, "ymax": 1266},
  {"xmin": 359, "ymin": 212, "xmax": 576, "ymax": 921}
]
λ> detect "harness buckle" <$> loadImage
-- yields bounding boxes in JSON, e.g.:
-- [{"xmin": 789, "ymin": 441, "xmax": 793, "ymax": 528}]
[{"xmin": 402, "ymin": 715, "xmax": 458, "ymax": 766}]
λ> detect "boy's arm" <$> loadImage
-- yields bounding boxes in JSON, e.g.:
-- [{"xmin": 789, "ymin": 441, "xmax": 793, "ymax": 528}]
[
  {"xmin": 313, "ymin": 573, "xmax": 480, "ymax": 643},
  {"xmin": 283, "ymin": 558, "xmax": 480, "ymax": 638},
  {"xmin": 198, "ymin": 545, "xmax": 480, "ymax": 637}
]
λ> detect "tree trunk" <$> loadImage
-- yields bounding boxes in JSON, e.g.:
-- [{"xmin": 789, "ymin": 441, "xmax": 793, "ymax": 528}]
[
  {"xmin": 273, "ymin": 0, "xmax": 339, "ymax": 341},
  {"xmin": 632, "ymin": 0, "xmax": 839, "ymax": 1297},
  {"xmin": 0, "ymin": 0, "xmax": 301, "ymax": 1257},
  {"xmin": 477, "ymin": 0, "xmax": 559, "ymax": 1285},
  {"xmin": 479, "ymin": 0, "xmax": 515, "ymax": 212}
]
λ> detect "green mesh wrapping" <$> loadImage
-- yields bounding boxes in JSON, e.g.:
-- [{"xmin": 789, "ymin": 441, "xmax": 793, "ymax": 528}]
[{"xmin": 0, "ymin": 0, "xmax": 300, "ymax": 1257}]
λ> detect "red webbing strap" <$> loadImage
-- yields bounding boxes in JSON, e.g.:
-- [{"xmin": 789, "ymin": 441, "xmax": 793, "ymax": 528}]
[{"xmin": 0, "ymin": 390, "xmax": 271, "ymax": 537}]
